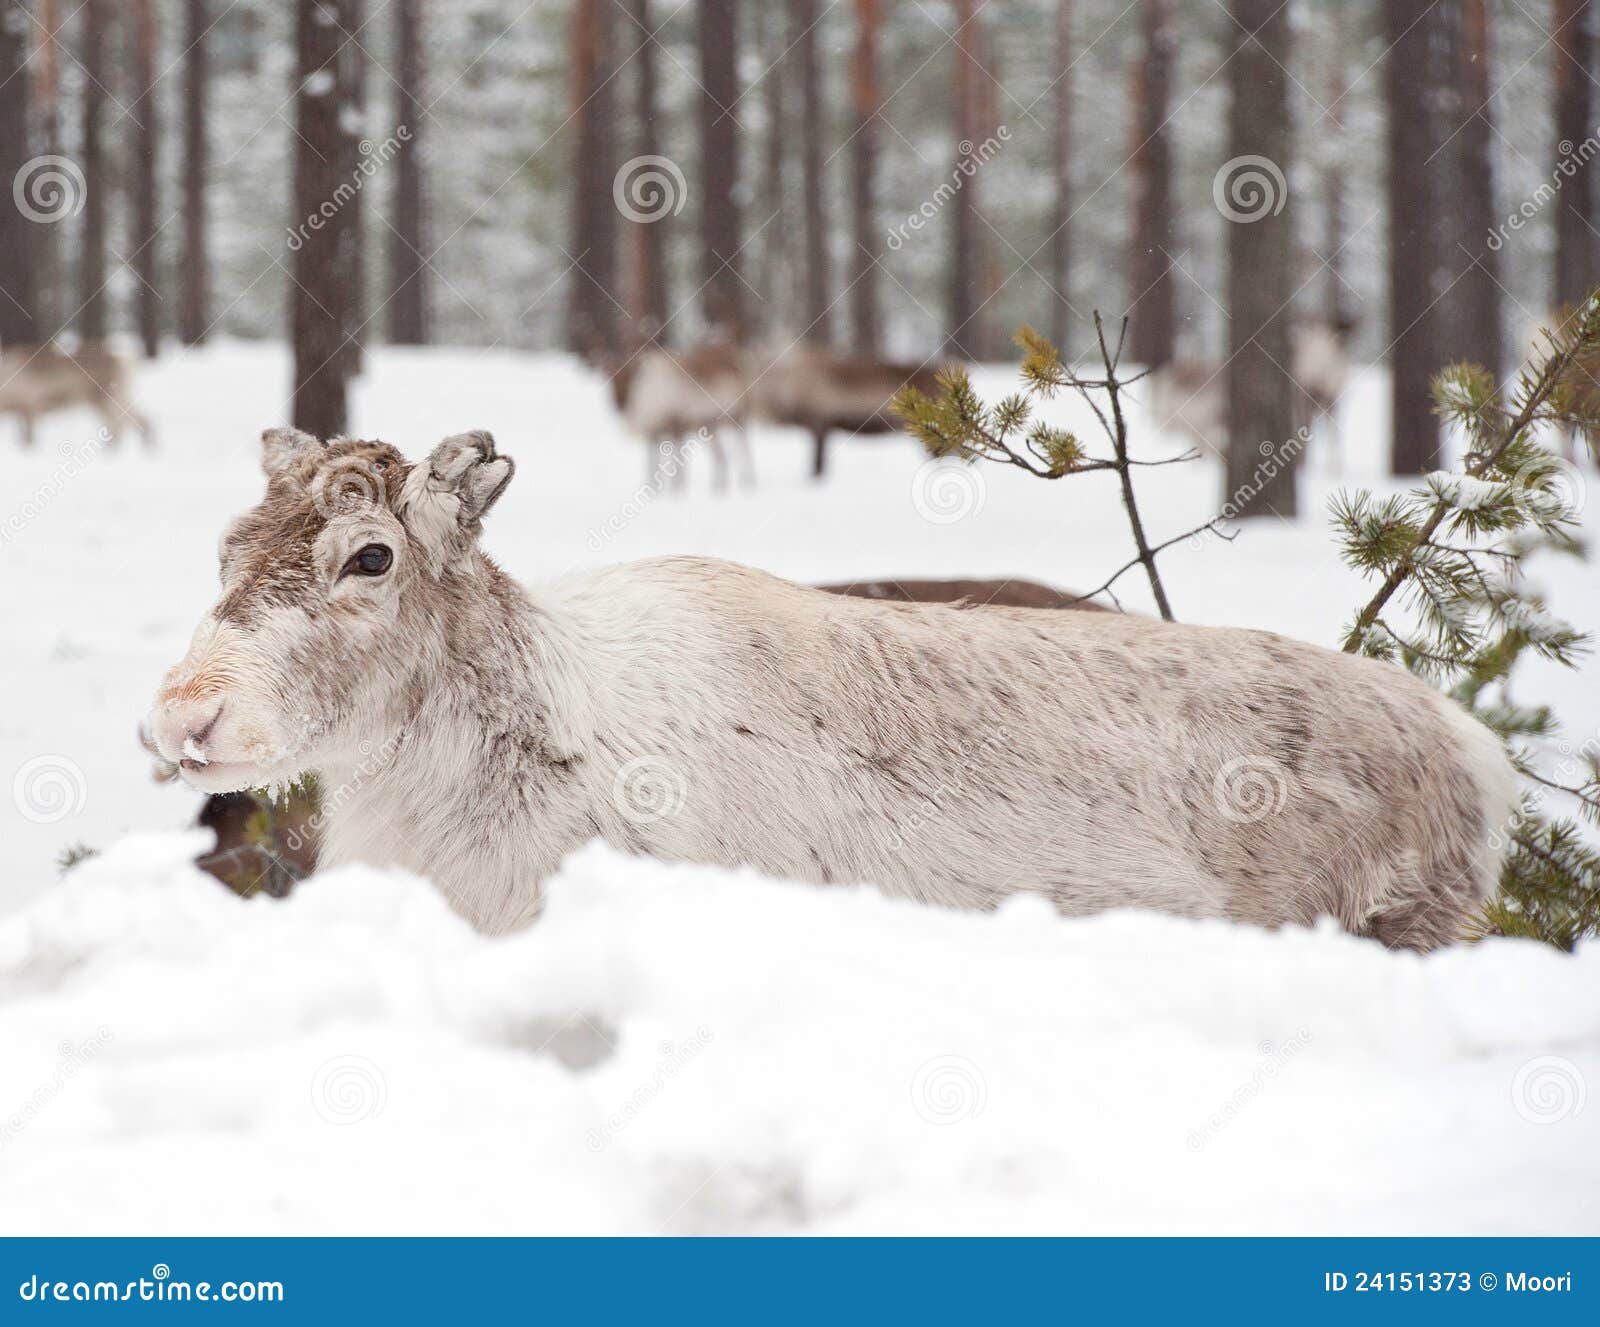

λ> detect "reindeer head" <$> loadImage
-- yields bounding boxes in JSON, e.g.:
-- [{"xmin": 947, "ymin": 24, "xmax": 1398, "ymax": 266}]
[{"xmin": 145, "ymin": 428, "xmax": 514, "ymax": 794}]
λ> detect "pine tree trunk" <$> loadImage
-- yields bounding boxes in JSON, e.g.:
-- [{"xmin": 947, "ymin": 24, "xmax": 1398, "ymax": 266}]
[
  {"xmin": 1049, "ymin": 0, "xmax": 1073, "ymax": 350},
  {"xmin": 387, "ymin": 0, "xmax": 427, "ymax": 345},
  {"xmin": 974, "ymin": 12, "xmax": 1002, "ymax": 359},
  {"xmin": 1455, "ymin": 0, "xmax": 1502, "ymax": 380},
  {"xmin": 178, "ymin": 0, "xmax": 209, "ymax": 346},
  {"xmin": 755, "ymin": 1, "xmax": 788, "ymax": 341},
  {"xmin": 626, "ymin": 0, "xmax": 669, "ymax": 344},
  {"xmin": 1321, "ymin": 5, "xmax": 1346, "ymax": 328},
  {"xmin": 567, "ymin": 0, "xmax": 619, "ymax": 358},
  {"xmin": 78, "ymin": 0, "xmax": 109, "ymax": 342},
  {"xmin": 1127, "ymin": 0, "xmax": 1175, "ymax": 370},
  {"xmin": 697, "ymin": 0, "xmax": 741, "ymax": 338},
  {"xmin": 1387, "ymin": 0, "xmax": 1442, "ymax": 474},
  {"xmin": 33, "ymin": 0, "xmax": 61, "ymax": 342},
  {"xmin": 292, "ymin": 0, "xmax": 350, "ymax": 437},
  {"xmin": 1554, "ymin": 0, "xmax": 1594, "ymax": 309},
  {"xmin": 795, "ymin": 0, "xmax": 830, "ymax": 344},
  {"xmin": 0, "ymin": 0, "xmax": 38, "ymax": 347},
  {"xmin": 847, "ymin": 0, "xmax": 882, "ymax": 354},
  {"xmin": 338, "ymin": 0, "xmax": 365, "ymax": 376},
  {"xmin": 947, "ymin": 0, "xmax": 981, "ymax": 361},
  {"xmin": 1224, "ymin": 0, "xmax": 1297, "ymax": 514},
  {"xmin": 132, "ymin": 0, "xmax": 160, "ymax": 358}
]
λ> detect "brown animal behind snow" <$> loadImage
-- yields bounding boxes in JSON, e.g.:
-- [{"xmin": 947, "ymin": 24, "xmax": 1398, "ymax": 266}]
[
  {"xmin": 1520, "ymin": 308, "xmax": 1600, "ymax": 462},
  {"xmin": 0, "ymin": 342, "xmax": 152, "ymax": 448},
  {"xmin": 754, "ymin": 346, "xmax": 945, "ymax": 479},
  {"xmin": 821, "ymin": 577, "xmax": 1107, "ymax": 611}
]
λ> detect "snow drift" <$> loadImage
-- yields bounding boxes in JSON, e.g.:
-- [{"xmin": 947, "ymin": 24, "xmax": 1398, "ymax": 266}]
[{"xmin": 0, "ymin": 834, "xmax": 1595, "ymax": 1235}]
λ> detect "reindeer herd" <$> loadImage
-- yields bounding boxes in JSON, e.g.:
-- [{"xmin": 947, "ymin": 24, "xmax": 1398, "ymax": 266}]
[
  {"xmin": 606, "ymin": 340, "xmax": 943, "ymax": 489},
  {"xmin": 6, "ymin": 318, "xmax": 1600, "ymax": 471},
  {"xmin": 602, "ymin": 320, "xmax": 1366, "ymax": 490}
]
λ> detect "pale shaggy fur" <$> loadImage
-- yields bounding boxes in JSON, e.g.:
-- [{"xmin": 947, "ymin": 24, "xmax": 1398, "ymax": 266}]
[{"xmin": 149, "ymin": 431, "xmax": 1518, "ymax": 948}]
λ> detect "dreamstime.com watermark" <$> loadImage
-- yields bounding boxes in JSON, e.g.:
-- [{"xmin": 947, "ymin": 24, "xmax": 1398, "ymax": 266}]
[
  {"xmin": 586, "ymin": 1026, "xmax": 713, "ymax": 1150},
  {"xmin": 884, "ymin": 726, "xmax": 1012, "ymax": 852},
  {"xmin": 12, "ymin": 154, "xmax": 86, "ymax": 223},
  {"xmin": 285, "ymin": 124, "xmax": 411, "ymax": 252},
  {"xmin": 910, "ymin": 458, "xmax": 987, "ymax": 525},
  {"xmin": 885, "ymin": 127, "xmax": 1011, "ymax": 252},
  {"xmin": 283, "ymin": 734, "xmax": 403, "ymax": 854},
  {"xmin": 18, "ymin": 1266, "xmax": 283, "ymax": 1305},
  {"xmin": 1486, "ymin": 125, "xmax": 1600, "ymax": 252},
  {"xmin": 910, "ymin": 1054, "xmax": 987, "ymax": 1125},
  {"xmin": 1188, "ymin": 428, "xmax": 1309, "ymax": 548},
  {"xmin": 586, "ymin": 430, "xmax": 708, "ymax": 552},
  {"xmin": 0, "ymin": 1028, "xmax": 113, "ymax": 1152},
  {"xmin": 1213, "ymin": 154, "xmax": 1288, "ymax": 223},
  {"xmin": 1, "ymin": 430, "xmax": 112, "ymax": 548},
  {"xmin": 613, "ymin": 154, "xmax": 688, "ymax": 223},
  {"xmin": 1187, "ymin": 1027, "xmax": 1313, "ymax": 1150}
]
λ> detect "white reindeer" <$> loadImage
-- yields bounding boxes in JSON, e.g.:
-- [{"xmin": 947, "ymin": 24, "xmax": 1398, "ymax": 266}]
[
  {"xmin": 608, "ymin": 344, "xmax": 754, "ymax": 492},
  {"xmin": 0, "ymin": 342, "xmax": 153, "ymax": 448},
  {"xmin": 147, "ymin": 429, "xmax": 1516, "ymax": 949},
  {"xmin": 1147, "ymin": 321, "xmax": 1352, "ymax": 470}
]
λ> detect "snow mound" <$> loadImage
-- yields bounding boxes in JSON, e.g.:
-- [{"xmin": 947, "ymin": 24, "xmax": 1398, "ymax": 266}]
[{"xmin": 1, "ymin": 835, "xmax": 1596, "ymax": 1235}]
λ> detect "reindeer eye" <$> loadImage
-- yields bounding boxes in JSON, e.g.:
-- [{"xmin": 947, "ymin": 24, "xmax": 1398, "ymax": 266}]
[{"xmin": 343, "ymin": 543, "xmax": 392, "ymax": 578}]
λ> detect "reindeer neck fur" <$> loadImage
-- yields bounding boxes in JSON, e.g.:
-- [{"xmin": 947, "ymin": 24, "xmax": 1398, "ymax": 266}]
[{"xmin": 314, "ymin": 551, "xmax": 595, "ymax": 926}]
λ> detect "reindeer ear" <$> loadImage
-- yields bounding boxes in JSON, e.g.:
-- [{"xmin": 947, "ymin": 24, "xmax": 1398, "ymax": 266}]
[
  {"xmin": 399, "ymin": 430, "xmax": 515, "ymax": 559},
  {"xmin": 261, "ymin": 426, "xmax": 320, "ymax": 476}
]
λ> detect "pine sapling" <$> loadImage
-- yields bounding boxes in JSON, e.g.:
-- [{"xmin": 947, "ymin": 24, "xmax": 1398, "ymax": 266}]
[
  {"xmin": 1336, "ymin": 295, "xmax": 1600, "ymax": 947},
  {"xmin": 892, "ymin": 315, "xmax": 1228, "ymax": 618}
]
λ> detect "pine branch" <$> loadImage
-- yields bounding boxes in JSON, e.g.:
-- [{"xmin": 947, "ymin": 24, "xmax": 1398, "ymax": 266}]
[{"xmin": 1345, "ymin": 296, "xmax": 1600, "ymax": 650}]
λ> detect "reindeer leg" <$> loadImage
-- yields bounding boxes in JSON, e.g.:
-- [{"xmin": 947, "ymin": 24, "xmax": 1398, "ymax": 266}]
[
  {"xmin": 739, "ymin": 421, "xmax": 756, "ymax": 489},
  {"xmin": 710, "ymin": 430, "xmax": 729, "ymax": 494},
  {"xmin": 672, "ymin": 438, "xmax": 689, "ymax": 493},
  {"xmin": 811, "ymin": 427, "xmax": 828, "ymax": 480},
  {"xmin": 20, "ymin": 411, "xmax": 35, "ymax": 449}
]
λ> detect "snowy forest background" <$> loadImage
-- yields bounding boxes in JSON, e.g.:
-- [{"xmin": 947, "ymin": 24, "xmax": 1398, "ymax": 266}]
[
  {"xmin": 2, "ymin": 1, "xmax": 1599, "ymax": 1236},
  {"xmin": 0, "ymin": 0, "xmax": 1593, "ymax": 443}
]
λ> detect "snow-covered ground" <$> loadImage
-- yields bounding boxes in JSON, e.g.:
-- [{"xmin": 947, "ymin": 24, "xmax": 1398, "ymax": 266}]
[
  {"xmin": 1, "ymin": 342, "xmax": 1596, "ymax": 1233},
  {"xmin": 2, "ymin": 833, "xmax": 1596, "ymax": 1235}
]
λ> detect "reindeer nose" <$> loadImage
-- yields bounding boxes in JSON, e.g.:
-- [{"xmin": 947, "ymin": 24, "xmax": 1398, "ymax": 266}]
[
  {"xmin": 180, "ymin": 703, "xmax": 224, "ymax": 765},
  {"xmin": 183, "ymin": 704, "xmax": 222, "ymax": 755},
  {"xmin": 150, "ymin": 698, "xmax": 224, "ymax": 767}
]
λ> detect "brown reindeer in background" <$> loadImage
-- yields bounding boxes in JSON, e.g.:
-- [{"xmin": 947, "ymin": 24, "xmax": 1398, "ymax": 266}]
[{"xmin": 753, "ymin": 347, "xmax": 945, "ymax": 479}]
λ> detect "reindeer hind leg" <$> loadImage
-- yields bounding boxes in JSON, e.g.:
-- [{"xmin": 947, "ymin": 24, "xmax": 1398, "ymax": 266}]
[{"xmin": 811, "ymin": 426, "xmax": 828, "ymax": 480}]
